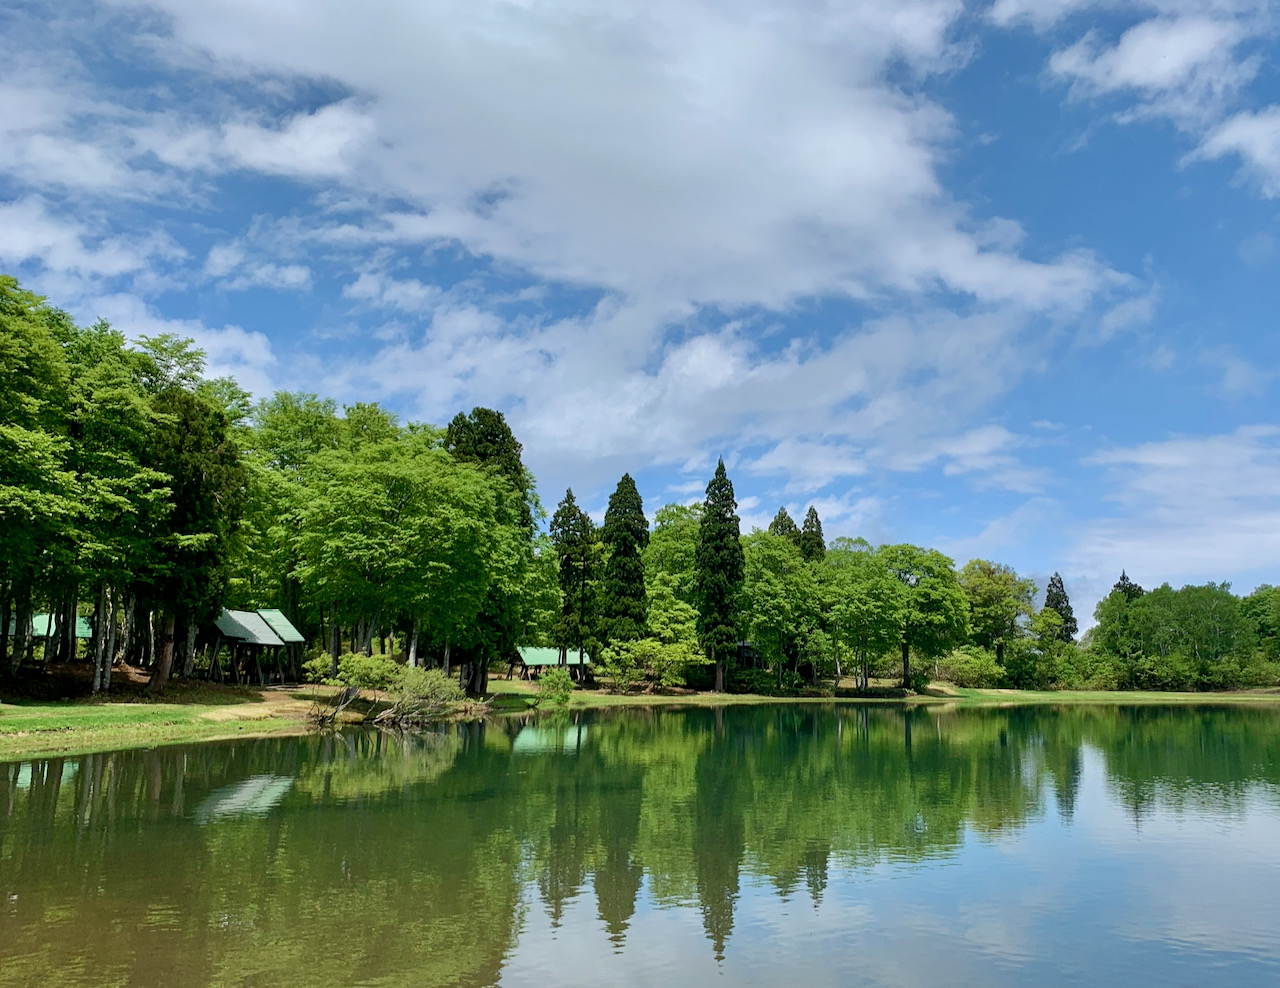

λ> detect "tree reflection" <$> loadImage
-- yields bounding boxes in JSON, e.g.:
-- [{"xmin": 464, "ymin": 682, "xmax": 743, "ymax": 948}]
[{"xmin": 4, "ymin": 704, "xmax": 1280, "ymax": 985}]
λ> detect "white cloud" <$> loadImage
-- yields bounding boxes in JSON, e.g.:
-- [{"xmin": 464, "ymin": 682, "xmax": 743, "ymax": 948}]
[
  {"xmin": 1071, "ymin": 425, "xmax": 1280, "ymax": 592},
  {"xmin": 106, "ymin": 0, "xmax": 1126, "ymax": 315},
  {"xmin": 0, "ymin": 197, "xmax": 146, "ymax": 277},
  {"xmin": 1195, "ymin": 106, "xmax": 1280, "ymax": 195},
  {"xmin": 1200, "ymin": 348, "xmax": 1273, "ymax": 396},
  {"xmin": 1050, "ymin": 17, "xmax": 1253, "ymax": 124},
  {"xmin": 221, "ymin": 101, "xmax": 375, "ymax": 179}
]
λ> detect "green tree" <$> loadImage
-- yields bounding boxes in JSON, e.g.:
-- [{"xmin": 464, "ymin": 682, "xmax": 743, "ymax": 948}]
[
  {"xmin": 878, "ymin": 544, "xmax": 969, "ymax": 690},
  {"xmin": 550, "ymin": 489, "xmax": 598, "ymax": 663},
  {"xmin": 959, "ymin": 559, "xmax": 1036, "ymax": 666},
  {"xmin": 823, "ymin": 539, "xmax": 904, "ymax": 690},
  {"xmin": 695, "ymin": 460, "xmax": 744, "ymax": 693},
  {"xmin": 1113, "ymin": 570, "xmax": 1145, "ymax": 602},
  {"xmin": 767, "ymin": 507, "xmax": 801, "ymax": 548},
  {"xmin": 144, "ymin": 381, "xmax": 249, "ymax": 693},
  {"xmin": 799, "ymin": 506, "xmax": 825, "ymax": 562},
  {"xmin": 644, "ymin": 503, "xmax": 701, "ymax": 605},
  {"xmin": 599, "ymin": 474, "xmax": 649, "ymax": 645},
  {"xmin": 445, "ymin": 407, "xmax": 533, "ymax": 533},
  {"xmin": 1044, "ymin": 572, "xmax": 1077, "ymax": 642}
]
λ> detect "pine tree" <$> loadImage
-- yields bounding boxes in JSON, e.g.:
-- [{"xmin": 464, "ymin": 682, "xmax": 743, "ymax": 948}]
[
  {"xmin": 767, "ymin": 507, "xmax": 801, "ymax": 548},
  {"xmin": 695, "ymin": 459, "xmax": 744, "ymax": 692},
  {"xmin": 599, "ymin": 474, "xmax": 649, "ymax": 645},
  {"xmin": 550, "ymin": 488, "xmax": 598, "ymax": 663},
  {"xmin": 799, "ymin": 506, "xmax": 825, "ymax": 562},
  {"xmin": 1113, "ymin": 570, "xmax": 1145, "ymax": 602},
  {"xmin": 1044, "ymin": 572, "xmax": 1077, "ymax": 642}
]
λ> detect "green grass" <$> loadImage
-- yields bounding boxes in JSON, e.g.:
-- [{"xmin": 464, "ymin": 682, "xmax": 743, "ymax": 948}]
[
  {"xmin": 943, "ymin": 687, "xmax": 1280, "ymax": 707},
  {"xmin": 0, "ymin": 684, "xmax": 311, "ymax": 760}
]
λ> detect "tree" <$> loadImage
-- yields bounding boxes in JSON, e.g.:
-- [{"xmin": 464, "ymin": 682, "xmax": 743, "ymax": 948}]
[
  {"xmin": 799, "ymin": 506, "xmax": 825, "ymax": 562},
  {"xmin": 823, "ymin": 541, "xmax": 904, "ymax": 690},
  {"xmin": 1113, "ymin": 570, "xmax": 1145, "ymax": 602},
  {"xmin": 644, "ymin": 503, "xmax": 701, "ymax": 605},
  {"xmin": 959, "ymin": 559, "xmax": 1036, "ymax": 666},
  {"xmin": 444, "ymin": 407, "xmax": 536, "ymax": 693},
  {"xmin": 767, "ymin": 507, "xmax": 801, "ymax": 548},
  {"xmin": 1044, "ymin": 572, "xmax": 1077, "ymax": 642},
  {"xmin": 144, "ymin": 384, "xmax": 248, "ymax": 693},
  {"xmin": 550, "ymin": 489, "xmax": 598, "ymax": 663},
  {"xmin": 695, "ymin": 460, "xmax": 744, "ymax": 692},
  {"xmin": 445, "ymin": 407, "xmax": 533, "ymax": 533},
  {"xmin": 742, "ymin": 532, "xmax": 819, "ymax": 686},
  {"xmin": 599, "ymin": 474, "xmax": 649, "ymax": 645},
  {"xmin": 878, "ymin": 544, "xmax": 969, "ymax": 690}
]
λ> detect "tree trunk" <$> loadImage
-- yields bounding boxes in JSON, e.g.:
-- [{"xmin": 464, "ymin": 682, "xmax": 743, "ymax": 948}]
[
  {"xmin": 0, "ymin": 582, "xmax": 10, "ymax": 671},
  {"xmin": 443, "ymin": 643, "xmax": 451, "ymax": 677},
  {"xmin": 714, "ymin": 647, "xmax": 725, "ymax": 693},
  {"xmin": 148, "ymin": 611, "xmax": 178, "ymax": 695},
  {"xmin": 92, "ymin": 584, "xmax": 108, "ymax": 693},
  {"xmin": 901, "ymin": 640, "xmax": 910, "ymax": 689},
  {"xmin": 329, "ymin": 611, "xmax": 341, "ymax": 678},
  {"xmin": 181, "ymin": 622, "xmax": 198, "ymax": 678},
  {"xmin": 408, "ymin": 621, "xmax": 419, "ymax": 668},
  {"xmin": 12, "ymin": 578, "xmax": 34, "ymax": 674},
  {"xmin": 103, "ymin": 591, "xmax": 117, "ymax": 692},
  {"xmin": 119, "ymin": 593, "xmax": 135, "ymax": 666},
  {"xmin": 465, "ymin": 656, "xmax": 489, "ymax": 696}
]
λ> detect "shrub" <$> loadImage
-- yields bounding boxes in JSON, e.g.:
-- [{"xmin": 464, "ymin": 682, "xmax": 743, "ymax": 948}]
[
  {"xmin": 908, "ymin": 670, "xmax": 931, "ymax": 693},
  {"xmin": 395, "ymin": 667, "xmax": 464, "ymax": 710},
  {"xmin": 601, "ymin": 637, "xmax": 701, "ymax": 692},
  {"xmin": 539, "ymin": 666, "xmax": 575, "ymax": 706},
  {"xmin": 940, "ymin": 646, "xmax": 1004, "ymax": 688}
]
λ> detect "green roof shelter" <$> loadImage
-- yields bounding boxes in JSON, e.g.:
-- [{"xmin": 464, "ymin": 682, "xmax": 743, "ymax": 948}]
[
  {"xmin": 6, "ymin": 614, "xmax": 92, "ymax": 638},
  {"xmin": 215, "ymin": 609, "xmax": 285, "ymax": 647},
  {"xmin": 257, "ymin": 609, "xmax": 305, "ymax": 644}
]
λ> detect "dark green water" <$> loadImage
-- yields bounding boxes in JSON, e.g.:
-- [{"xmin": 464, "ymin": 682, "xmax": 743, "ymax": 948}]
[{"xmin": 4, "ymin": 704, "xmax": 1280, "ymax": 986}]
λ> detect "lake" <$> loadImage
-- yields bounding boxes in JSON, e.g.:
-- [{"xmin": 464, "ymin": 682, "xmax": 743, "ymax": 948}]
[{"xmin": 4, "ymin": 704, "xmax": 1280, "ymax": 986}]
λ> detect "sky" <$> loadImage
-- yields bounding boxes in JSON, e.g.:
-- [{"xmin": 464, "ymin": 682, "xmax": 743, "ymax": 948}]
[{"xmin": 2, "ymin": 0, "xmax": 1279, "ymax": 621}]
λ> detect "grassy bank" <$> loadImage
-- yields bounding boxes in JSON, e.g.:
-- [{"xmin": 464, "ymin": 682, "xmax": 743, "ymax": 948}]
[{"xmin": 0, "ymin": 683, "xmax": 314, "ymax": 760}]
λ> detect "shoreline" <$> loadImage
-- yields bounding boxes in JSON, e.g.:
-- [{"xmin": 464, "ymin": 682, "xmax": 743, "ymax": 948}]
[{"xmin": 5, "ymin": 681, "xmax": 1280, "ymax": 761}]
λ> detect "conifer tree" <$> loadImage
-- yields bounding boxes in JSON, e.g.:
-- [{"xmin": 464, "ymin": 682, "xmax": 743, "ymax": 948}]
[
  {"xmin": 1113, "ymin": 570, "xmax": 1145, "ymax": 602},
  {"xmin": 1044, "ymin": 572, "xmax": 1077, "ymax": 641},
  {"xmin": 445, "ymin": 407, "xmax": 532, "ymax": 533},
  {"xmin": 767, "ymin": 507, "xmax": 801, "ymax": 548},
  {"xmin": 799, "ymin": 506, "xmax": 825, "ymax": 562},
  {"xmin": 599, "ymin": 474, "xmax": 649, "ymax": 644},
  {"xmin": 550, "ymin": 488, "xmax": 597, "ymax": 663},
  {"xmin": 695, "ymin": 460, "xmax": 744, "ymax": 692}
]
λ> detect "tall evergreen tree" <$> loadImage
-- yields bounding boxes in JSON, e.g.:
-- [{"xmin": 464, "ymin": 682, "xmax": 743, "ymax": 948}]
[
  {"xmin": 799, "ymin": 506, "xmax": 825, "ymax": 562},
  {"xmin": 1044, "ymin": 572, "xmax": 1078, "ymax": 642},
  {"xmin": 695, "ymin": 460, "xmax": 744, "ymax": 692},
  {"xmin": 445, "ymin": 407, "xmax": 533, "ymax": 533},
  {"xmin": 550, "ymin": 488, "xmax": 598, "ymax": 663},
  {"xmin": 1113, "ymin": 570, "xmax": 1145, "ymax": 602},
  {"xmin": 444, "ymin": 406, "xmax": 534, "ymax": 693},
  {"xmin": 599, "ymin": 474, "xmax": 649, "ymax": 645},
  {"xmin": 767, "ymin": 507, "xmax": 801, "ymax": 548}
]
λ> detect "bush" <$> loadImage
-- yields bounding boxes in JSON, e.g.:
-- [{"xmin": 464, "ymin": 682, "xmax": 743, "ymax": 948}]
[
  {"xmin": 395, "ymin": 667, "xmax": 464, "ymax": 710},
  {"xmin": 601, "ymin": 637, "xmax": 701, "ymax": 692},
  {"xmin": 539, "ymin": 666, "xmax": 575, "ymax": 706},
  {"xmin": 940, "ymin": 647, "xmax": 1004, "ymax": 688},
  {"xmin": 303, "ymin": 651, "xmax": 404, "ymax": 690},
  {"xmin": 729, "ymin": 668, "xmax": 807, "ymax": 696},
  {"xmin": 908, "ymin": 670, "xmax": 931, "ymax": 693}
]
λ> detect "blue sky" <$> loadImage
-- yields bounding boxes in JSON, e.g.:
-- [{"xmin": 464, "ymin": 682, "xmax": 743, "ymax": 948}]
[{"xmin": 2, "ymin": 0, "xmax": 1279, "ymax": 620}]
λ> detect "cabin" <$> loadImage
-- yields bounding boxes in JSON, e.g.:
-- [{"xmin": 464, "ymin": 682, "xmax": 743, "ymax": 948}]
[
  {"xmin": 512, "ymin": 646, "xmax": 591, "ymax": 681},
  {"xmin": 209, "ymin": 608, "xmax": 305, "ymax": 685}
]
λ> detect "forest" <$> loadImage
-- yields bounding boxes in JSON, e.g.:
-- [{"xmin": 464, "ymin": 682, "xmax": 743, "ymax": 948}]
[{"xmin": 4, "ymin": 274, "xmax": 1280, "ymax": 697}]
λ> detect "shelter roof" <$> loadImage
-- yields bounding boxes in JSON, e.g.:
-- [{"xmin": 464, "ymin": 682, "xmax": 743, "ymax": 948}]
[
  {"xmin": 257, "ymin": 609, "xmax": 305, "ymax": 643},
  {"xmin": 518, "ymin": 646, "xmax": 590, "ymax": 666},
  {"xmin": 216, "ymin": 609, "xmax": 285, "ymax": 647},
  {"xmin": 5, "ymin": 614, "xmax": 92, "ymax": 638}
]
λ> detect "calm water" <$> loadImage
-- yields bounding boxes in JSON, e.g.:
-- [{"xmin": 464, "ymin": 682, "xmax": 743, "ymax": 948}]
[{"xmin": 4, "ymin": 704, "xmax": 1280, "ymax": 986}]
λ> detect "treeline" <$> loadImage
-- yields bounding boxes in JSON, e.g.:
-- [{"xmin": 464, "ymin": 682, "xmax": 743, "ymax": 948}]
[{"xmin": 3, "ymin": 274, "xmax": 1279, "ymax": 695}]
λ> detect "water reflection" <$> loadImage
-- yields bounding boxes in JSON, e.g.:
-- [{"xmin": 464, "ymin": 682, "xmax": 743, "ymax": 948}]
[{"xmin": 3, "ymin": 705, "xmax": 1280, "ymax": 986}]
